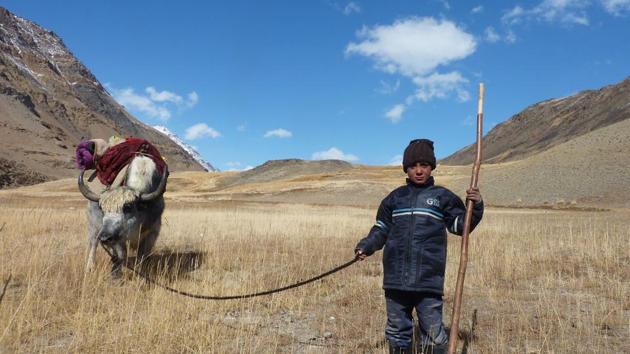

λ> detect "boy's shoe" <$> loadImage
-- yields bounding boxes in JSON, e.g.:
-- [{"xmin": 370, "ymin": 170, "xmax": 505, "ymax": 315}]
[
  {"xmin": 389, "ymin": 344, "xmax": 413, "ymax": 354},
  {"xmin": 420, "ymin": 343, "xmax": 447, "ymax": 354}
]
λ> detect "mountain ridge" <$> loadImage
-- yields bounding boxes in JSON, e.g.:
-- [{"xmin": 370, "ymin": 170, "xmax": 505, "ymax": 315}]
[
  {"xmin": 441, "ymin": 76, "xmax": 630, "ymax": 165},
  {"xmin": 0, "ymin": 6, "xmax": 208, "ymax": 188}
]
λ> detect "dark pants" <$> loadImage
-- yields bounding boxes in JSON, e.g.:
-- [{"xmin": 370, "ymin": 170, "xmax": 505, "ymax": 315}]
[{"xmin": 385, "ymin": 289, "xmax": 448, "ymax": 349}]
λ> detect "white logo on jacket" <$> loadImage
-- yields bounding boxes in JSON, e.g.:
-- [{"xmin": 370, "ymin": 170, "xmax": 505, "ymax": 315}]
[{"xmin": 426, "ymin": 198, "xmax": 440, "ymax": 207}]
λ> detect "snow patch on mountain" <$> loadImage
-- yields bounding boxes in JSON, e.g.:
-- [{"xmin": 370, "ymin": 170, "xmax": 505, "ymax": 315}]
[{"xmin": 152, "ymin": 125, "xmax": 217, "ymax": 172}]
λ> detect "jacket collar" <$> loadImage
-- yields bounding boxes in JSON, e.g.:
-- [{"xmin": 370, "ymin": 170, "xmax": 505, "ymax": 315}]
[{"xmin": 406, "ymin": 176, "xmax": 435, "ymax": 188}]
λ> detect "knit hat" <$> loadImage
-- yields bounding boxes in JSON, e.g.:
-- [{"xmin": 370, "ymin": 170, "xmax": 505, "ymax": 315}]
[{"xmin": 402, "ymin": 139, "xmax": 436, "ymax": 172}]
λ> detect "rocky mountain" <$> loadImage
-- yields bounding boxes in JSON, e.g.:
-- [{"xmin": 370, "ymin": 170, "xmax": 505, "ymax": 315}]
[
  {"xmin": 444, "ymin": 117, "xmax": 630, "ymax": 208},
  {"xmin": 0, "ymin": 6, "xmax": 207, "ymax": 188},
  {"xmin": 152, "ymin": 125, "xmax": 217, "ymax": 172},
  {"xmin": 442, "ymin": 76, "xmax": 630, "ymax": 165}
]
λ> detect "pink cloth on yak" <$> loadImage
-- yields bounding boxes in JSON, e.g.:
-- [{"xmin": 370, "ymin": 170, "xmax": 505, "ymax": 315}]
[{"xmin": 75, "ymin": 140, "xmax": 95, "ymax": 170}]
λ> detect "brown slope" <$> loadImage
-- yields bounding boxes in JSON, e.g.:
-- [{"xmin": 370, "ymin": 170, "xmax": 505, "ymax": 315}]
[
  {"xmin": 443, "ymin": 117, "xmax": 630, "ymax": 208},
  {"xmin": 218, "ymin": 159, "xmax": 354, "ymax": 188},
  {"xmin": 0, "ymin": 7, "xmax": 206, "ymax": 188},
  {"xmin": 442, "ymin": 76, "xmax": 630, "ymax": 165}
]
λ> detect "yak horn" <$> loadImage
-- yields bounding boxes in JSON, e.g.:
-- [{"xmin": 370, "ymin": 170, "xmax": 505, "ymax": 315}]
[
  {"xmin": 139, "ymin": 165, "xmax": 169, "ymax": 202},
  {"xmin": 78, "ymin": 170, "xmax": 100, "ymax": 202}
]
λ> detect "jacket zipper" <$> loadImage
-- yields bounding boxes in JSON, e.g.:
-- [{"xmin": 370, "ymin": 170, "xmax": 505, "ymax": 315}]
[
  {"xmin": 415, "ymin": 246, "xmax": 424, "ymax": 285},
  {"xmin": 404, "ymin": 186, "xmax": 419, "ymax": 285},
  {"xmin": 414, "ymin": 186, "xmax": 434, "ymax": 285}
]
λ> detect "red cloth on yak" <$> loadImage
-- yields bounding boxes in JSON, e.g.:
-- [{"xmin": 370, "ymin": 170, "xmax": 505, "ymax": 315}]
[{"xmin": 95, "ymin": 138, "xmax": 166, "ymax": 186}]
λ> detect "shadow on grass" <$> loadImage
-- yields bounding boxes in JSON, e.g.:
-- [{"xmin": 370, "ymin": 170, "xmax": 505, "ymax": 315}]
[{"xmin": 127, "ymin": 249, "xmax": 205, "ymax": 281}]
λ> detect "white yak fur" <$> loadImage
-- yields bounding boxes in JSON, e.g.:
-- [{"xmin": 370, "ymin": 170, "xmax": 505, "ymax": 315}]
[{"xmin": 126, "ymin": 156, "xmax": 157, "ymax": 193}]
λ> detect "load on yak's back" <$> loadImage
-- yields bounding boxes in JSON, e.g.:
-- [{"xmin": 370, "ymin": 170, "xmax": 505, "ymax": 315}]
[{"xmin": 76, "ymin": 136, "xmax": 169, "ymax": 277}]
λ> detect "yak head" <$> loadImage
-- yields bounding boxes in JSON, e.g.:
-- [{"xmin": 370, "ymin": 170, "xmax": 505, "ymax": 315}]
[{"xmin": 78, "ymin": 156, "xmax": 168, "ymax": 243}]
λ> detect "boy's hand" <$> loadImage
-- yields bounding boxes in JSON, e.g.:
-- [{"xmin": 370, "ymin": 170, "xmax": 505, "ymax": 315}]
[
  {"xmin": 466, "ymin": 187, "xmax": 482, "ymax": 204},
  {"xmin": 355, "ymin": 249, "xmax": 368, "ymax": 260}
]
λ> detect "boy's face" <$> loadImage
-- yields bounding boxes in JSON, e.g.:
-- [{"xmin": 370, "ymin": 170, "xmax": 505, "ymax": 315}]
[{"xmin": 406, "ymin": 162, "xmax": 432, "ymax": 185}]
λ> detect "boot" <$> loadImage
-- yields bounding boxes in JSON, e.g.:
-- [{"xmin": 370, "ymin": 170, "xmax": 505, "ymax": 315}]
[
  {"xmin": 432, "ymin": 343, "xmax": 447, "ymax": 354},
  {"xmin": 389, "ymin": 344, "xmax": 413, "ymax": 354},
  {"xmin": 420, "ymin": 343, "xmax": 447, "ymax": 354}
]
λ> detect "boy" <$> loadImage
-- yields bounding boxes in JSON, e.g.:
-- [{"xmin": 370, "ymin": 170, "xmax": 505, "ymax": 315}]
[{"xmin": 355, "ymin": 139, "xmax": 483, "ymax": 354}]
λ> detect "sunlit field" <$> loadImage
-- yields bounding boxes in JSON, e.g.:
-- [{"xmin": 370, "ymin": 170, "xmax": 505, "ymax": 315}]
[{"xmin": 0, "ymin": 196, "xmax": 628, "ymax": 353}]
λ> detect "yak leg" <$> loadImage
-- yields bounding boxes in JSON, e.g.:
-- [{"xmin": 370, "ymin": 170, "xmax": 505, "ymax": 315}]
[
  {"xmin": 86, "ymin": 234, "xmax": 99, "ymax": 272},
  {"xmin": 110, "ymin": 242, "xmax": 127, "ymax": 279},
  {"xmin": 137, "ymin": 223, "xmax": 160, "ymax": 263},
  {"xmin": 86, "ymin": 202, "xmax": 103, "ymax": 272}
]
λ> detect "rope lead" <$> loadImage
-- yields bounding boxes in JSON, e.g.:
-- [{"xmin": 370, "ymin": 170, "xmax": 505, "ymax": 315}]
[{"xmin": 99, "ymin": 243, "xmax": 358, "ymax": 300}]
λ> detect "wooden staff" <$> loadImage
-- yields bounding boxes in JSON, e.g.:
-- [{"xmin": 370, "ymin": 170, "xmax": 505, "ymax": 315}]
[{"xmin": 448, "ymin": 83, "xmax": 484, "ymax": 354}]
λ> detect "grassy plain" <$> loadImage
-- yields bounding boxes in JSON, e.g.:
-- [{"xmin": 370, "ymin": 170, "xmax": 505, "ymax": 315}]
[{"xmin": 0, "ymin": 186, "xmax": 628, "ymax": 353}]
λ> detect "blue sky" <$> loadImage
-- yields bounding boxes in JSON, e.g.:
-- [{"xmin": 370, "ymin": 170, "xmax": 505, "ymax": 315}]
[{"xmin": 4, "ymin": 1, "xmax": 630, "ymax": 170}]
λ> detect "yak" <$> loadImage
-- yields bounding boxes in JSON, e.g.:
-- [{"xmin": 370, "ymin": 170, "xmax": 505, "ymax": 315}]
[{"xmin": 78, "ymin": 155, "xmax": 168, "ymax": 277}]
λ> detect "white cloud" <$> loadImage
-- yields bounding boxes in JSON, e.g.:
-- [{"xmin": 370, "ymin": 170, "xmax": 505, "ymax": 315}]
[
  {"xmin": 385, "ymin": 104, "xmax": 406, "ymax": 123},
  {"xmin": 376, "ymin": 79, "xmax": 400, "ymax": 94},
  {"xmin": 457, "ymin": 89, "xmax": 471, "ymax": 102},
  {"xmin": 482, "ymin": 27, "xmax": 515, "ymax": 44},
  {"xmin": 237, "ymin": 124, "xmax": 247, "ymax": 132},
  {"xmin": 439, "ymin": 0, "xmax": 451, "ymax": 10},
  {"xmin": 412, "ymin": 71, "xmax": 470, "ymax": 103},
  {"xmin": 264, "ymin": 128, "xmax": 293, "ymax": 138},
  {"xmin": 505, "ymin": 30, "xmax": 517, "ymax": 43},
  {"xmin": 471, "ymin": 5, "xmax": 483, "ymax": 14},
  {"xmin": 386, "ymin": 71, "xmax": 471, "ymax": 121},
  {"xmin": 388, "ymin": 154, "xmax": 403, "ymax": 166},
  {"xmin": 110, "ymin": 87, "xmax": 171, "ymax": 121},
  {"xmin": 503, "ymin": 1, "xmax": 590, "ymax": 26},
  {"xmin": 146, "ymin": 87, "xmax": 183, "ymax": 104},
  {"xmin": 533, "ymin": 0, "xmax": 590, "ymax": 25},
  {"xmin": 502, "ymin": 6, "xmax": 526, "ymax": 25},
  {"xmin": 346, "ymin": 17, "xmax": 476, "ymax": 78},
  {"xmin": 601, "ymin": 0, "xmax": 630, "ymax": 15},
  {"xmin": 347, "ymin": 17, "xmax": 476, "ymax": 120},
  {"xmin": 312, "ymin": 147, "xmax": 359, "ymax": 162},
  {"xmin": 343, "ymin": 2, "xmax": 361, "ymax": 15},
  {"xmin": 109, "ymin": 85, "xmax": 199, "ymax": 121},
  {"xmin": 145, "ymin": 87, "xmax": 199, "ymax": 108},
  {"xmin": 224, "ymin": 161, "xmax": 253, "ymax": 171},
  {"xmin": 185, "ymin": 123, "xmax": 221, "ymax": 140},
  {"xmin": 484, "ymin": 26, "xmax": 501, "ymax": 43},
  {"xmin": 187, "ymin": 91, "xmax": 199, "ymax": 107}
]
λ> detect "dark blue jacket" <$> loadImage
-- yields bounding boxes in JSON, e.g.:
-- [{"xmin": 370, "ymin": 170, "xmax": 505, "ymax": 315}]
[{"xmin": 355, "ymin": 177, "xmax": 483, "ymax": 294}]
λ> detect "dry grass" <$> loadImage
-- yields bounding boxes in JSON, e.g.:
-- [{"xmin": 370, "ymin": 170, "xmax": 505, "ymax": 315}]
[{"xmin": 0, "ymin": 194, "xmax": 628, "ymax": 353}]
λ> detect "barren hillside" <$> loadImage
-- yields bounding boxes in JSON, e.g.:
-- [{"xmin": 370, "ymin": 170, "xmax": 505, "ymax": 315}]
[
  {"xmin": 445, "ymin": 117, "xmax": 630, "ymax": 209},
  {"xmin": 442, "ymin": 76, "xmax": 630, "ymax": 165},
  {"xmin": 219, "ymin": 159, "xmax": 353, "ymax": 187},
  {"xmin": 0, "ymin": 7, "xmax": 206, "ymax": 188}
]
